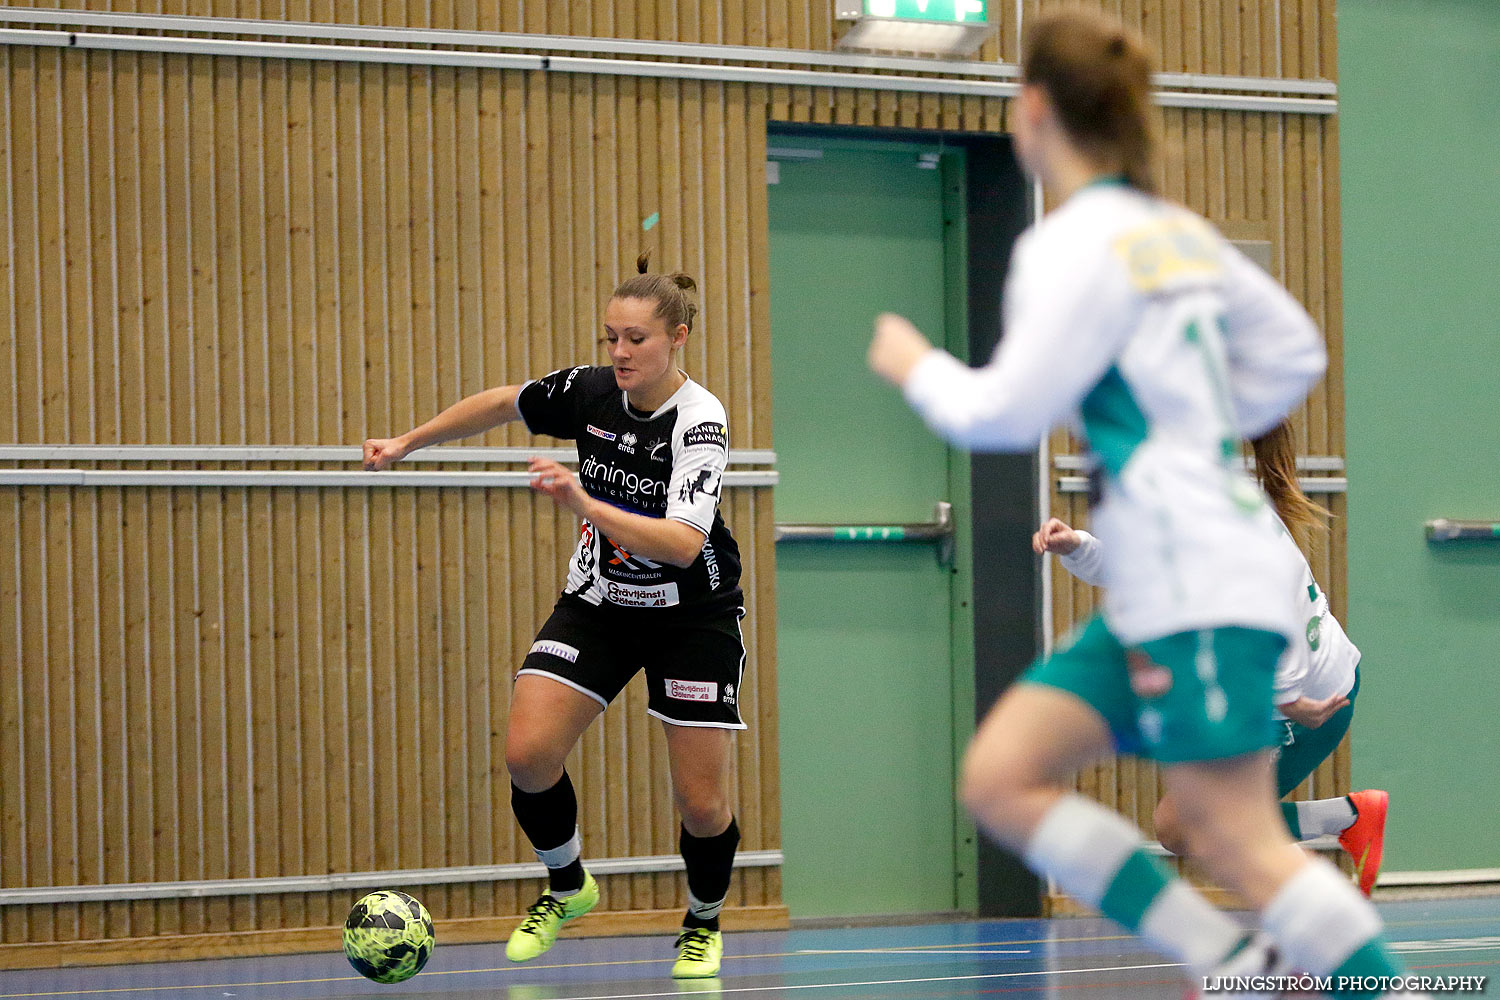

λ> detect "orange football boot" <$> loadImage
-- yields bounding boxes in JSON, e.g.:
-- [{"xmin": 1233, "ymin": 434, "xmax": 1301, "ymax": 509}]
[{"xmin": 1339, "ymin": 790, "xmax": 1389, "ymax": 897}]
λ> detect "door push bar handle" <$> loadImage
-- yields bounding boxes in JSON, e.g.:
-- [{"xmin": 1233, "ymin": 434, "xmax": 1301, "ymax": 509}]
[
  {"xmin": 1425, "ymin": 519, "xmax": 1500, "ymax": 542},
  {"xmin": 775, "ymin": 502, "xmax": 955, "ymax": 565}
]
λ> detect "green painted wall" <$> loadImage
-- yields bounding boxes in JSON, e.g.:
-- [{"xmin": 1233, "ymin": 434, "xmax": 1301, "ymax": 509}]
[
  {"xmin": 1341, "ymin": 0, "xmax": 1500, "ymax": 871},
  {"xmin": 770, "ymin": 137, "xmax": 976, "ymax": 916}
]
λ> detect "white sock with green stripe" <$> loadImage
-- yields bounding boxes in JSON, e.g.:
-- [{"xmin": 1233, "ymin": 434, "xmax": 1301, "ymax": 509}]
[
  {"xmin": 1281, "ymin": 797, "xmax": 1357, "ymax": 840},
  {"xmin": 1261, "ymin": 858, "xmax": 1404, "ymax": 997},
  {"xmin": 1024, "ymin": 795, "xmax": 1243, "ymax": 974}
]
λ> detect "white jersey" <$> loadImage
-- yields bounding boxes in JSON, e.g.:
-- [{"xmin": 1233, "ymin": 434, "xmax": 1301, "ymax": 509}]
[
  {"xmin": 904, "ymin": 182, "xmax": 1326, "ymax": 646},
  {"xmin": 1060, "ymin": 528, "xmax": 1359, "ymax": 708}
]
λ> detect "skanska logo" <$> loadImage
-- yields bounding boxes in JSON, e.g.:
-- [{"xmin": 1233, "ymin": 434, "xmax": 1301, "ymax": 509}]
[{"xmin": 703, "ymin": 539, "xmax": 721, "ymax": 590}]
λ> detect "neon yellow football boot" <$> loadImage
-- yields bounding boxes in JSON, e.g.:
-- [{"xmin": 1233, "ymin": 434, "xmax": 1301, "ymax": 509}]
[
  {"xmin": 672, "ymin": 927, "xmax": 723, "ymax": 978},
  {"xmin": 505, "ymin": 872, "xmax": 599, "ymax": 962}
]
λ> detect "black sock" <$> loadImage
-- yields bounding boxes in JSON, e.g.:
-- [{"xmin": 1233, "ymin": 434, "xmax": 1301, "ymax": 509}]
[
  {"xmin": 511, "ymin": 772, "xmax": 585, "ymax": 894},
  {"xmin": 680, "ymin": 816, "xmax": 740, "ymax": 931}
]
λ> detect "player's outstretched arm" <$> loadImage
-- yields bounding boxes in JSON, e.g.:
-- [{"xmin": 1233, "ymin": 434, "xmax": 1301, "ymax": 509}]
[
  {"xmin": 527, "ymin": 457, "xmax": 706, "ymax": 568},
  {"xmin": 363, "ymin": 385, "xmax": 524, "ymax": 470}
]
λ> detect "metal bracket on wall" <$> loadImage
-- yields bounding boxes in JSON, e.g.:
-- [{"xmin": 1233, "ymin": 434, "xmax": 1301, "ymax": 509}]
[
  {"xmin": 775, "ymin": 501, "xmax": 955, "ymax": 566},
  {"xmin": 1425, "ymin": 519, "xmax": 1500, "ymax": 543}
]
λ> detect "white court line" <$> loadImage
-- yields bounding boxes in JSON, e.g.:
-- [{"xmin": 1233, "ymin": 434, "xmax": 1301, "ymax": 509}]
[
  {"xmin": 14, "ymin": 933, "xmax": 1498, "ymax": 998},
  {"xmin": 796, "ymin": 948, "xmax": 1029, "ymax": 956},
  {"xmin": 432, "ymin": 962, "xmax": 1187, "ymax": 1000},
  {"xmin": 0, "ymin": 935, "xmax": 1140, "ymax": 998},
  {"xmin": 0, "ymin": 961, "xmax": 1182, "ymax": 999}
]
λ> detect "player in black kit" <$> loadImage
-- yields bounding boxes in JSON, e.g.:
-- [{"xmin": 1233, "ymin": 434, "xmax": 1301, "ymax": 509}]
[{"xmin": 362, "ymin": 255, "xmax": 742, "ymax": 979}]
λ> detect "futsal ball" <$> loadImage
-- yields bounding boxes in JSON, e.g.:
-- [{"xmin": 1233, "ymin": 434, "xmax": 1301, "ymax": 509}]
[{"xmin": 343, "ymin": 890, "xmax": 435, "ymax": 984}]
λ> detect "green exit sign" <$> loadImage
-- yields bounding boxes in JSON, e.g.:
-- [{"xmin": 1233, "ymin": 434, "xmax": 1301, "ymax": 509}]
[
  {"xmin": 861, "ymin": 0, "xmax": 987, "ymax": 22},
  {"xmin": 836, "ymin": 0, "xmax": 995, "ymax": 55}
]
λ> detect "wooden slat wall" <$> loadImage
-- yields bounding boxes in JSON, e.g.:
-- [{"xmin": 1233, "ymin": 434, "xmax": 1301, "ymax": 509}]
[
  {"xmin": 0, "ymin": 0, "xmax": 1342, "ymax": 955},
  {"xmin": 1031, "ymin": 0, "xmax": 1335, "ymax": 80},
  {"xmin": 0, "ymin": 47, "xmax": 784, "ymax": 954},
  {"xmin": 0, "ymin": 0, "xmax": 1336, "ymax": 80}
]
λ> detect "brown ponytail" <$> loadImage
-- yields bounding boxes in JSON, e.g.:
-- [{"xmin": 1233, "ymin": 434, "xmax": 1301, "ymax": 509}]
[
  {"xmin": 1250, "ymin": 421, "xmax": 1330, "ymax": 550},
  {"xmin": 611, "ymin": 250, "xmax": 699, "ymax": 333},
  {"xmin": 1021, "ymin": 11, "xmax": 1159, "ymax": 194}
]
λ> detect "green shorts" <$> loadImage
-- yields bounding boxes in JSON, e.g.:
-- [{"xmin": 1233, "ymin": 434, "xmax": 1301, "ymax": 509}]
[
  {"xmin": 1274, "ymin": 665, "xmax": 1361, "ymax": 797},
  {"xmin": 1023, "ymin": 615, "xmax": 1287, "ymax": 765}
]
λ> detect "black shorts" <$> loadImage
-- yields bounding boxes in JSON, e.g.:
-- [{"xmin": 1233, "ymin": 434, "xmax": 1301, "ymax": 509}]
[{"xmin": 518, "ymin": 596, "xmax": 747, "ymax": 730}]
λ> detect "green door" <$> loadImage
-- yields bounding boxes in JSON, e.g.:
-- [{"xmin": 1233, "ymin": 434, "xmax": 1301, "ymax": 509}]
[{"xmin": 770, "ymin": 137, "xmax": 974, "ymax": 917}]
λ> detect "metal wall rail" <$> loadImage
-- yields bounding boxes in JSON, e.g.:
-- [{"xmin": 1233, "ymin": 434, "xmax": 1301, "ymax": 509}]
[
  {"xmin": 1146, "ymin": 835, "xmax": 1339, "ymax": 857},
  {"xmin": 0, "ymin": 7, "xmax": 1338, "ymax": 98},
  {"xmin": 0, "ymin": 850, "xmax": 785, "ymax": 906},
  {"xmin": 775, "ymin": 501, "xmax": 953, "ymax": 543},
  {"xmin": 1377, "ymin": 867, "xmax": 1500, "ymax": 888},
  {"xmin": 775, "ymin": 502, "xmax": 955, "ymax": 563},
  {"xmin": 0, "ymin": 468, "xmax": 778, "ymax": 488},
  {"xmin": 1058, "ymin": 475, "xmax": 1346, "ymax": 495},
  {"xmin": 1053, "ymin": 453, "xmax": 1346, "ymax": 473},
  {"xmin": 0, "ymin": 25, "xmax": 1338, "ymax": 115},
  {"xmin": 0, "ymin": 444, "xmax": 779, "ymax": 486},
  {"xmin": 1425, "ymin": 519, "xmax": 1500, "ymax": 542},
  {"xmin": 0, "ymin": 444, "xmax": 777, "ymax": 465}
]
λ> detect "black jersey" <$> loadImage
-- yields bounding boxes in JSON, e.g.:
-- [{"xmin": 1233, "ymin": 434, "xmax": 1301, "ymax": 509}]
[{"xmin": 515, "ymin": 365, "xmax": 743, "ymax": 614}]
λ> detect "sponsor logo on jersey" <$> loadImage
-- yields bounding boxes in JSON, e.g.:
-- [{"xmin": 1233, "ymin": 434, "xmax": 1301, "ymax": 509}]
[
  {"xmin": 702, "ymin": 539, "xmax": 721, "ymax": 590},
  {"xmin": 682, "ymin": 421, "xmax": 727, "ymax": 451},
  {"xmin": 723, "ymin": 682, "xmax": 736, "ymax": 706},
  {"xmin": 679, "ymin": 468, "xmax": 721, "ymax": 505},
  {"xmin": 580, "ymin": 455, "xmax": 667, "ymax": 499},
  {"xmin": 1306, "ymin": 614, "xmax": 1322, "ymax": 651},
  {"xmin": 665, "ymin": 678, "xmax": 718, "ymax": 703},
  {"xmin": 587, "ymin": 424, "xmax": 617, "ymax": 442},
  {"xmin": 1112, "ymin": 216, "xmax": 1223, "ymax": 292},
  {"xmin": 529, "ymin": 639, "xmax": 580, "ymax": 663},
  {"xmin": 563, "ymin": 365, "xmax": 585, "ymax": 394},
  {"xmin": 605, "ymin": 536, "xmax": 661, "ymax": 571},
  {"xmin": 604, "ymin": 579, "xmax": 681, "ymax": 608},
  {"xmin": 618, "ymin": 430, "xmax": 637, "ymax": 454},
  {"xmin": 648, "ymin": 439, "xmax": 670, "ymax": 462}
]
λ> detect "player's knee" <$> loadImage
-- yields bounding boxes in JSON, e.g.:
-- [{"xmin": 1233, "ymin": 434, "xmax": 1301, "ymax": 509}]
[
  {"xmin": 1158, "ymin": 799, "xmax": 1251, "ymax": 868},
  {"xmin": 504, "ymin": 736, "xmax": 565, "ymax": 791},
  {"xmin": 1153, "ymin": 798, "xmax": 1188, "ymax": 857},
  {"xmin": 959, "ymin": 743, "xmax": 1045, "ymax": 846},
  {"xmin": 672, "ymin": 781, "xmax": 730, "ymax": 835}
]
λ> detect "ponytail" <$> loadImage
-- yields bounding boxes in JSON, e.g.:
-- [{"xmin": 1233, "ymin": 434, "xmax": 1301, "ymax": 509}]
[{"xmin": 1250, "ymin": 422, "xmax": 1330, "ymax": 550}]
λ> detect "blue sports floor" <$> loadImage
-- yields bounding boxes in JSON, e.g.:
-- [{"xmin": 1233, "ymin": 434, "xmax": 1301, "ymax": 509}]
[{"xmin": 6, "ymin": 895, "xmax": 1499, "ymax": 999}]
